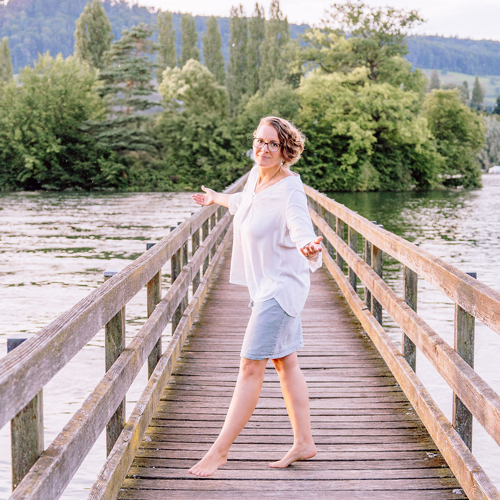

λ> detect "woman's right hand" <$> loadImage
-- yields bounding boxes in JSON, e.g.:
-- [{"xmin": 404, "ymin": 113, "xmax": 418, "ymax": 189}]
[{"xmin": 192, "ymin": 186, "xmax": 216, "ymax": 206}]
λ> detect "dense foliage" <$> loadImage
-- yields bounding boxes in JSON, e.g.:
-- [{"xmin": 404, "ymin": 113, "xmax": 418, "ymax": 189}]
[
  {"xmin": 0, "ymin": 54, "xmax": 125, "ymax": 190},
  {"xmin": 0, "ymin": 0, "xmax": 489, "ymax": 193}
]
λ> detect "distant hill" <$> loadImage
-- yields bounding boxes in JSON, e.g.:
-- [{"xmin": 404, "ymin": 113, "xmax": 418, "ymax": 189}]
[
  {"xmin": 0, "ymin": 0, "xmax": 307, "ymax": 72},
  {"xmin": 1, "ymin": 0, "xmax": 500, "ymax": 77},
  {"xmin": 406, "ymin": 36, "xmax": 500, "ymax": 76}
]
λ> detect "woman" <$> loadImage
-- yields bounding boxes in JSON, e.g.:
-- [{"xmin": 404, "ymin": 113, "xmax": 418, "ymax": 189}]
[{"xmin": 189, "ymin": 116, "xmax": 322, "ymax": 477}]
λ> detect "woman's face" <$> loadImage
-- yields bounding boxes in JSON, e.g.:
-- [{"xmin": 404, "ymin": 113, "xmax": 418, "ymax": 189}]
[{"xmin": 253, "ymin": 124, "xmax": 283, "ymax": 170}]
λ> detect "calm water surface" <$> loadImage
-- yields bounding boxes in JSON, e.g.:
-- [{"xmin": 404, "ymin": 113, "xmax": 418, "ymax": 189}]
[{"xmin": 1, "ymin": 176, "xmax": 500, "ymax": 496}]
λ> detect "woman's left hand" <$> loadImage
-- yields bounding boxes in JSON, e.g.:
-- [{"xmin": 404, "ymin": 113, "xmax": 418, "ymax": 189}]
[{"xmin": 301, "ymin": 236, "xmax": 323, "ymax": 260}]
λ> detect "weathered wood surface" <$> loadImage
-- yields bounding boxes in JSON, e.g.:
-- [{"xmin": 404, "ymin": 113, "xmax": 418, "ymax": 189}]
[
  {"xmin": 10, "ymin": 211, "xmax": 233, "ymax": 500},
  {"xmin": 0, "ymin": 175, "xmax": 249, "ymax": 429},
  {"xmin": 118, "ymin": 252, "xmax": 466, "ymax": 500},
  {"xmin": 310, "ymin": 210, "xmax": 499, "ymax": 500},
  {"xmin": 305, "ymin": 186, "xmax": 500, "ymax": 337},
  {"xmin": 310, "ymin": 209, "xmax": 500, "ymax": 452}
]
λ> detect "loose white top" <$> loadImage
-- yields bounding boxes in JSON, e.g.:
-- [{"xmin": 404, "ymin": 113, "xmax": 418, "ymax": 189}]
[{"xmin": 228, "ymin": 165, "xmax": 322, "ymax": 317}]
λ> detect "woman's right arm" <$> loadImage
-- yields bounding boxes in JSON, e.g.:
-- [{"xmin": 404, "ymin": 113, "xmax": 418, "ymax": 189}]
[{"xmin": 192, "ymin": 186, "xmax": 230, "ymax": 208}]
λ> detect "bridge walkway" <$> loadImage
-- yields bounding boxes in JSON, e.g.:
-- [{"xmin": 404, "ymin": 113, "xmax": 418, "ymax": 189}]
[{"xmin": 118, "ymin": 248, "xmax": 465, "ymax": 500}]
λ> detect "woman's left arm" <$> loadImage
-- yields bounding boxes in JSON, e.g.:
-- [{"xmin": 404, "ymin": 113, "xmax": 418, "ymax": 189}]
[{"xmin": 285, "ymin": 189, "xmax": 323, "ymax": 271}]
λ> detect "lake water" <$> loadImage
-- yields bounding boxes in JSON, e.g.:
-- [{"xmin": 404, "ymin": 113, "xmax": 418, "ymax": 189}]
[{"xmin": 1, "ymin": 176, "xmax": 500, "ymax": 497}]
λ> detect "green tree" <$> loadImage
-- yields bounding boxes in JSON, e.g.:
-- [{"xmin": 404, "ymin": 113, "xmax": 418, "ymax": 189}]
[
  {"xmin": 96, "ymin": 23, "xmax": 158, "ymax": 154},
  {"xmin": 296, "ymin": 1, "xmax": 423, "ymax": 83},
  {"xmin": 247, "ymin": 3, "xmax": 265, "ymax": 95},
  {"xmin": 180, "ymin": 14, "xmax": 200, "ymax": 66},
  {"xmin": 227, "ymin": 5, "xmax": 248, "ymax": 113},
  {"xmin": 429, "ymin": 70, "xmax": 440, "ymax": 90},
  {"xmin": 0, "ymin": 53, "xmax": 124, "ymax": 191},
  {"xmin": 477, "ymin": 116, "xmax": 500, "ymax": 170},
  {"xmin": 203, "ymin": 16, "xmax": 225, "ymax": 85},
  {"xmin": 258, "ymin": 0, "xmax": 290, "ymax": 93},
  {"xmin": 423, "ymin": 89, "xmax": 485, "ymax": 188},
  {"xmin": 296, "ymin": 68, "xmax": 441, "ymax": 192},
  {"xmin": 157, "ymin": 11, "xmax": 176, "ymax": 83},
  {"xmin": 74, "ymin": 0, "xmax": 113, "ymax": 70},
  {"xmin": 0, "ymin": 37, "xmax": 13, "ymax": 82},
  {"xmin": 471, "ymin": 77, "xmax": 484, "ymax": 110},
  {"xmin": 493, "ymin": 94, "xmax": 500, "ymax": 115},
  {"xmin": 156, "ymin": 59, "xmax": 248, "ymax": 190},
  {"xmin": 159, "ymin": 59, "xmax": 229, "ymax": 118}
]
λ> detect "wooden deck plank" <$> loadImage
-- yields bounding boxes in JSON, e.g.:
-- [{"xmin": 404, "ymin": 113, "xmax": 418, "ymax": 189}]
[{"xmin": 119, "ymin": 250, "xmax": 466, "ymax": 499}]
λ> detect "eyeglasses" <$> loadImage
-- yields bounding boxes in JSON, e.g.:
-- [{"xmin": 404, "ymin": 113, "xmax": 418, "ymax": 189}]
[{"xmin": 253, "ymin": 137, "xmax": 281, "ymax": 153}]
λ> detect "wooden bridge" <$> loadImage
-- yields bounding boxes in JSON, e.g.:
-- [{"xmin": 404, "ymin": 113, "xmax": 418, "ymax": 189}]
[{"xmin": 2, "ymin": 173, "xmax": 500, "ymax": 499}]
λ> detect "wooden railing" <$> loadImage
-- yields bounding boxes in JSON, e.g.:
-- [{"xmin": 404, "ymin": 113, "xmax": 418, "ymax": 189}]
[
  {"xmin": 0, "ymin": 173, "xmax": 248, "ymax": 500},
  {"xmin": 305, "ymin": 185, "xmax": 500, "ymax": 500}
]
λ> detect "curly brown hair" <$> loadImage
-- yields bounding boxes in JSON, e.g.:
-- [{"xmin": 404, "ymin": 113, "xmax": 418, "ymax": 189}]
[{"xmin": 254, "ymin": 116, "xmax": 306, "ymax": 167}]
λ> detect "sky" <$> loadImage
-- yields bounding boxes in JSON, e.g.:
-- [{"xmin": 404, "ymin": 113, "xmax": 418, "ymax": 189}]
[{"xmin": 128, "ymin": 0, "xmax": 500, "ymax": 41}]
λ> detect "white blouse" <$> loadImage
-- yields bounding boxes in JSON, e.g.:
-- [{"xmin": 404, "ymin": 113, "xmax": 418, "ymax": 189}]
[{"xmin": 228, "ymin": 165, "xmax": 322, "ymax": 317}]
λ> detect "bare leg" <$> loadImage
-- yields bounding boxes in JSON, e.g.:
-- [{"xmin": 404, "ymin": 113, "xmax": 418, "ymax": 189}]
[
  {"xmin": 269, "ymin": 351, "xmax": 316, "ymax": 468},
  {"xmin": 189, "ymin": 357, "xmax": 267, "ymax": 477}
]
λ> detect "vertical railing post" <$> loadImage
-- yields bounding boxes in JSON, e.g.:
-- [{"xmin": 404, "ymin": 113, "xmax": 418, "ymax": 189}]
[
  {"xmin": 181, "ymin": 236, "xmax": 189, "ymax": 312},
  {"xmin": 103, "ymin": 270, "xmax": 126, "ymax": 455},
  {"xmin": 336, "ymin": 217, "xmax": 345, "ymax": 273},
  {"xmin": 171, "ymin": 226, "xmax": 183, "ymax": 333},
  {"xmin": 348, "ymin": 226, "xmax": 358, "ymax": 292},
  {"xmin": 192, "ymin": 222, "xmax": 201, "ymax": 294},
  {"xmin": 146, "ymin": 243, "xmax": 162, "ymax": 378},
  {"xmin": 327, "ymin": 208, "xmax": 335, "ymax": 259},
  {"xmin": 453, "ymin": 271, "xmax": 476, "ymax": 450},
  {"xmin": 210, "ymin": 212, "xmax": 217, "ymax": 259},
  {"xmin": 364, "ymin": 238, "xmax": 372, "ymax": 312},
  {"xmin": 372, "ymin": 234, "xmax": 383, "ymax": 324},
  {"xmin": 202, "ymin": 218, "xmax": 210, "ymax": 275},
  {"xmin": 8, "ymin": 337, "xmax": 44, "ymax": 490},
  {"xmin": 403, "ymin": 263, "xmax": 418, "ymax": 372}
]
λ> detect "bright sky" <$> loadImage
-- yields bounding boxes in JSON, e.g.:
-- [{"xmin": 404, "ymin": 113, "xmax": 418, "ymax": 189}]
[{"xmin": 129, "ymin": 0, "xmax": 500, "ymax": 41}]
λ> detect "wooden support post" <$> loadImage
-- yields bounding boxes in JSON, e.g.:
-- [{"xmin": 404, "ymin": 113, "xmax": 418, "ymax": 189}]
[
  {"xmin": 192, "ymin": 226, "xmax": 200, "ymax": 294},
  {"xmin": 336, "ymin": 217, "xmax": 345, "ymax": 273},
  {"xmin": 202, "ymin": 219, "xmax": 209, "ymax": 275},
  {"xmin": 103, "ymin": 270, "xmax": 126, "ymax": 456},
  {"xmin": 210, "ymin": 213, "xmax": 217, "ymax": 259},
  {"xmin": 181, "ymin": 239, "xmax": 189, "ymax": 314},
  {"xmin": 453, "ymin": 271, "xmax": 476, "ymax": 450},
  {"xmin": 348, "ymin": 226, "xmax": 358, "ymax": 292},
  {"xmin": 170, "ymin": 227, "xmax": 183, "ymax": 333},
  {"xmin": 403, "ymin": 264, "xmax": 418, "ymax": 372},
  {"xmin": 8, "ymin": 337, "xmax": 44, "ymax": 489},
  {"xmin": 372, "ymin": 240, "xmax": 383, "ymax": 325},
  {"xmin": 145, "ymin": 243, "xmax": 162, "ymax": 378},
  {"xmin": 364, "ymin": 238, "xmax": 372, "ymax": 312},
  {"xmin": 327, "ymin": 209, "xmax": 335, "ymax": 259}
]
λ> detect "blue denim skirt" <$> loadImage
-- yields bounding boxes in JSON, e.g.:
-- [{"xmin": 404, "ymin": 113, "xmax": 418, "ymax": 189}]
[{"xmin": 240, "ymin": 298, "xmax": 304, "ymax": 360}]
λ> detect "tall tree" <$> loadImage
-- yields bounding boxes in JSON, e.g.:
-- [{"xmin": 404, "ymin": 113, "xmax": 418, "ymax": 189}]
[
  {"xmin": 258, "ymin": 0, "xmax": 290, "ymax": 93},
  {"xmin": 227, "ymin": 5, "xmax": 248, "ymax": 113},
  {"xmin": 180, "ymin": 14, "xmax": 200, "ymax": 66},
  {"xmin": 202, "ymin": 16, "xmax": 225, "ymax": 85},
  {"xmin": 428, "ymin": 70, "xmax": 440, "ymax": 90},
  {"xmin": 493, "ymin": 94, "xmax": 500, "ymax": 115},
  {"xmin": 157, "ymin": 11, "xmax": 176, "ymax": 82},
  {"xmin": 74, "ymin": 0, "xmax": 113, "ymax": 70},
  {"xmin": 247, "ymin": 3, "xmax": 265, "ymax": 95},
  {"xmin": 95, "ymin": 23, "xmax": 158, "ymax": 154},
  {"xmin": 471, "ymin": 77, "xmax": 484, "ymax": 110},
  {"xmin": 0, "ymin": 37, "xmax": 14, "ymax": 82}
]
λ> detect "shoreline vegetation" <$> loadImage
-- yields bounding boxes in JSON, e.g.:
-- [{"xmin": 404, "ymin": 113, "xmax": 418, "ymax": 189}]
[{"xmin": 0, "ymin": 0, "xmax": 498, "ymax": 194}]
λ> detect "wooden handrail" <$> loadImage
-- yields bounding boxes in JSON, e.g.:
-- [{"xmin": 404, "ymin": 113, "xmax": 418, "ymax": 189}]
[
  {"xmin": 10, "ymin": 209, "xmax": 235, "ymax": 500},
  {"xmin": 0, "ymin": 173, "xmax": 248, "ymax": 429},
  {"xmin": 305, "ymin": 187, "xmax": 500, "ymax": 500},
  {"xmin": 305, "ymin": 185, "xmax": 500, "ymax": 336}
]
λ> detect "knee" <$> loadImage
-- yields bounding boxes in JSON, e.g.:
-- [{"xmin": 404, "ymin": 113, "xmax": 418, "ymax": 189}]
[{"xmin": 239, "ymin": 358, "xmax": 265, "ymax": 379}]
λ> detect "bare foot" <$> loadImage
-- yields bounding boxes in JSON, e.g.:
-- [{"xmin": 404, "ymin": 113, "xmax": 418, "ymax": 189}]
[
  {"xmin": 189, "ymin": 449, "xmax": 228, "ymax": 477},
  {"xmin": 269, "ymin": 442, "xmax": 317, "ymax": 468}
]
